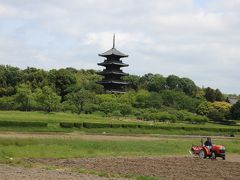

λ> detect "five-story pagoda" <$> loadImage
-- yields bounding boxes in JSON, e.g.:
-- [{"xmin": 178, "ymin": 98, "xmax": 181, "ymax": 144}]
[{"xmin": 98, "ymin": 35, "xmax": 129, "ymax": 93}]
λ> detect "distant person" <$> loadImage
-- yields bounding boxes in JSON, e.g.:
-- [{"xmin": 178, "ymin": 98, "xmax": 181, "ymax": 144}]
[{"xmin": 204, "ymin": 137, "xmax": 212, "ymax": 150}]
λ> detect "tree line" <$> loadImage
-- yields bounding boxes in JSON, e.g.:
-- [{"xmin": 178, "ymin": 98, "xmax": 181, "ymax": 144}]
[{"xmin": 0, "ymin": 65, "xmax": 239, "ymax": 122}]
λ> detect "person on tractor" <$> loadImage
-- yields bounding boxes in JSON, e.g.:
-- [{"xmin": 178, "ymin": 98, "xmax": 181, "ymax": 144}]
[{"xmin": 204, "ymin": 137, "xmax": 212, "ymax": 150}]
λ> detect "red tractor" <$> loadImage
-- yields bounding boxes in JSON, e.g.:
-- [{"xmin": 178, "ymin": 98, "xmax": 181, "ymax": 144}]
[{"xmin": 190, "ymin": 138, "xmax": 226, "ymax": 160}]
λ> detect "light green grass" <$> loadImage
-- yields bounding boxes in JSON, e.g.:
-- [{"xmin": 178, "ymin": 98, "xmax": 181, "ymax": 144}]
[
  {"xmin": 82, "ymin": 128, "xmax": 240, "ymax": 136},
  {"xmin": 0, "ymin": 137, "xmax": 239, "ymax": 161},
  {"xmin": 0, "ymin": 110, "xmax": 239, "ymax": 128},
  {"xmin": 0, "ymin": 111, "xmax": 239, "ymax": 136},
  {"xmin": 0, "ymin": 111, "xmax": 112, "ymax": 123}
]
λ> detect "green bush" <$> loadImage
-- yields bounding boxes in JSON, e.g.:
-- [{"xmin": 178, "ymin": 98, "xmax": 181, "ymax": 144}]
[
  {"xmin": 0, "ymin": 121, "xmax": 47, "ymax": 127},
  {"xmin": 121, "ymin": 124, "xmax": 139, "ymax": 128},
  {"xmin": 59, "ymin": 122, "xmax": 74, "ymax": 128},
  {"xmin": 82, "ymin": 122, "xmax": 112, "ymax": 128},
  {"xmin": 207, "ymin": 109, "xmax": 226, "ymax": 122},
  {"xmin": 59, "ymin": 121, "xmax": 240, "ymax": 134},
  {"xmin": 74, "ymin": 122, "xmax": 83, "ymax": 128},
  {"xmin": 0, "ymin": 97, "xmax": 16, "ymax": 110},
  {"xmin": 185, "ymin": 116, "xmax": 208, "ymax": 124},
  {"xmin": 230, "ymin": 100, "xmax": 240, "ymax": 119},
  {"xmin": 111, "ymin": 123, "xmax": 123, "ymax": 128},
  {"xmin": 136, "ymin": 112, "xmax": 177, "ymax": 122}
]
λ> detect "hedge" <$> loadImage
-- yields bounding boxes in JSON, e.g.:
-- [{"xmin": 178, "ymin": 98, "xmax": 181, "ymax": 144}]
[
  {"xmin": 59, "ymin": 122, "xmax": 74, "ymax": 128},
  {"xmin": 110, "ymin": 123, "xmax": 123, "ymax": 128},
  {"xmin": 0, "ymin": 121, "xmax": 47, "ymax": 127},
  {"xmin": 83, "ymin": 122, "xmax": 112, "ymax": 128},
  {"xmin": 59, "ymin": 122, "xmax": 240, "ymax": 133},
  {"xmin": 74, "ymin": 122, "xmax": 83, "ymax": 128}
]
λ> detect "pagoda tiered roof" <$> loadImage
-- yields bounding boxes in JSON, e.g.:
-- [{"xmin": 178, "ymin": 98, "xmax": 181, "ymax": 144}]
[
  {"xmin": 98, "ymin": 61, "xmax": 128, "ymax": 67},
  {"xmin": 98, "ymin": 70, "xmax": 128, "ymax": 76}
]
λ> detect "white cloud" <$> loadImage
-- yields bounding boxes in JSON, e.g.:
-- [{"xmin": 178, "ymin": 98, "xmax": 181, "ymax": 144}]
[
  {"xmin": 0, "ymin": 0, "xmax": 240, "ymax": 94},
  {"xmin": 0, "ymin": 3, "xmax": 17, "ymax": 17}
]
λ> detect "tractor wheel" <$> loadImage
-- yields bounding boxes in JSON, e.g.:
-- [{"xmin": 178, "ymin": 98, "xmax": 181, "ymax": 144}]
[
  {"xmin": 199, "ymin": 150, "xmax": 206, "ymax": 159},
  {"xmin": 222, "ymin": 156, "xmax": 226, "ymax": 160},
  {"xmin": 211, "ymin": 152, "xmax": 216, "ymax": 160}
]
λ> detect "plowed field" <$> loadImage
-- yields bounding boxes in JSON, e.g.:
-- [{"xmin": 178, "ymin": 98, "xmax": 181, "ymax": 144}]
[{"xmin": 26, "ymin": 156, "xmax": 240, "ymax": 180}]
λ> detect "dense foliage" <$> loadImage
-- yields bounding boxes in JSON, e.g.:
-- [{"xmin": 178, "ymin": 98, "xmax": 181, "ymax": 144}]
[{"xmin": 0, "ymin": 65, "xmax": 239, "ymax": 122}]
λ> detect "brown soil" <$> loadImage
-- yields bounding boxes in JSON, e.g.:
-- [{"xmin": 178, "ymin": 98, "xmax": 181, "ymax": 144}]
[
  {"xmin": 1, "ymin": 133, "xmax": 239, "ymax": 179},
  {"xmin": 0, "ymin": 164, "xmax": 126, "ymax": 180},
  {"xmin": 27, "ymin": 156, "xmax": 240, "ymax": 180}
]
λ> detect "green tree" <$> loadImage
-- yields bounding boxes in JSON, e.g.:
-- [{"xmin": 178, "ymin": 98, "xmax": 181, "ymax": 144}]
[
  {"xmin": 197, "ymin": 101, "xmax": 231, "ymax": 121},
  {"xmin": 48, "ymin": 69, "xmax": 77, "ymax": 101},
  {"xmin": 180, "ymin": 77, "xmax": 197, "ymax": 96},
  {"xmin": 75, "ymin": 69, "xmax": 104, "ymax": 94},
  {"xmin": 161, "ymin": 90, "xmax": 201, "ymax": 112},
  {"xmin": 146, "ymin": 92, "xmax": 163, "ymax": 109},
  {"xmin": 207, "ymin": 109, "xmax": 226, "ymax": 122},
  {"xmin": 123, "ymin": 75, "xmax": 141, "ymax": 91},
  {"xmin": 197, "ymin": 101, "xmax": 214, "ymax": 116},
  {"xmin": 35, "ymin": 86, "xmax": 61, "ymax": 112},
  {"xmin": 134, "ymin": 90, "xmax": 151, "ymax": 108},
  {"xmin": 0, "ymin": 96, "xmax": 15, "ymax": 110},
  {"xmin": 0, "ymin": 65, "xmax": 23, "ymax": 96},
  {"xmin": 230, "ymin": 100, "xmax": 240, "ymax": 119},
  {"xmin": 140, "ymin": 74, "xmax": 166, "ymax": 92},
  {"xmin": 119, "ymin": 103, "xmax": 133, "ymax": 117},
  {"xmin": 15, "ymin": 83, "xmax": 34, "ymax": 111},
  {"xmin": 23, "ymin": 67, "xmax": 48, "ymax": 89},
  {"xmin": 0, "ymin": 65, "xmax": 23, "ymax": 88},
  {"xmin": 215, "ymin": 89, "xmax": 224, "ymax": 101},
  {"xmin": 96, "ymin": 94, "xmax": 117, "ymax": 103},
  {"xmin": 67, "ymin": 89, "xmax": 95, "ymax": 114},
  {"xmin": 204, "ymin": 87, "xmax": 216, "ymax": 102},
  {"xmin": 195, "ymin": 87, "xmax": 205, "ymax": 100},
  {"xmin": 118, "ymin": 91, "xmax": 136, "ymax": 105},
  {"xmin": 166, "ymin": 75, "xmax": 182, "ymax": 90},
  {"xmin": 99, "ymin": 101, "xmax": 120, "ymax": 116},
  {"xmin": 212, "ymin": 101, "xmax": 231, "ymax": 114}
]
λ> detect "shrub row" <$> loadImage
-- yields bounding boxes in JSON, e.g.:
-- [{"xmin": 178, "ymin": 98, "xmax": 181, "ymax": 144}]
[
  {"xmin": 0, "ymin": 121, "xmax": 48, "ymax": 127},
  {"xmin": 59, "ymin": 122, "xmax": 240, "ymax": 132},
  {"xmin": 59, "ymin": 122, "xmax": 140, "ymax": 129}
]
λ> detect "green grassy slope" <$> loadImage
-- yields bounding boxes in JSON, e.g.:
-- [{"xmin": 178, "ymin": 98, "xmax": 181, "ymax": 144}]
[{"xmin": 0, "ymin": 111, "xmax": 239, "ymax": 136}]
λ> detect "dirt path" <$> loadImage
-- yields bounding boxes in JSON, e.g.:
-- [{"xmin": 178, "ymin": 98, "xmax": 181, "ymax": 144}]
[
  {"xmin": 27, "ymin": 156, "xmax": 240, "ymax": 180},
  {"xmin": 0, "ymin": 164, "xmax": 127, "ymax": 180},
  {"xmin": 0, "ymin": 132, "xmax": 238, "ymax": 141}
]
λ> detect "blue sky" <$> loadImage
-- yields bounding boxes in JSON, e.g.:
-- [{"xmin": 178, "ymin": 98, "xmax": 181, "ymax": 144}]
[
  {"xmin": 194, "ymin": 0, "xmax": 206, "ymax": 7},
  {"xmin": 0, "ymin": 0, "xmax": 240, "ymax": 94}
]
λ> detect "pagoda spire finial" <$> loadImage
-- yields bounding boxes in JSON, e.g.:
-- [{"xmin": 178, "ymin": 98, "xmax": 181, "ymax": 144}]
[{"xmin": 113, "ymin": 34, "xmax": 115, "ymax": 48}]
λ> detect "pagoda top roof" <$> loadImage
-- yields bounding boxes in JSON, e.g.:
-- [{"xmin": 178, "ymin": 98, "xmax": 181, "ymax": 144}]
[
  {"xmin": 98, "ymin": 34, "xmax": 128, "ymax": 58},
  {"xmin": 99, "ymin": 48, "xmax": 128, "ymax": 58}
]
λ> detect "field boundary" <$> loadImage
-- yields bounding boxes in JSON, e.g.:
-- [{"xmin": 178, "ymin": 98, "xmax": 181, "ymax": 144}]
[{"xmin": 59, "ymin": 121, "xmax": 240, "ymax": 133}]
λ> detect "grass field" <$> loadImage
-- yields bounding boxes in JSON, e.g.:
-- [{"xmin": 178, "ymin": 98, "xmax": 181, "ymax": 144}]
[
  {"xmin": 0, "ymin": 111, "xmax": 239, "ymax": 136},
  {"xmin": 0, "ymin": 137, "xmax": 239, "ymax": 162}
]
